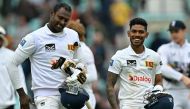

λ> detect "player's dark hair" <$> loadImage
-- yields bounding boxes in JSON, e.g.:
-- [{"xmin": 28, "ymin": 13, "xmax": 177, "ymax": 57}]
[
  {"xmin": 129, "ymin": 17, "xmax": 148, "ymax": 31},
  {"xmin": 53, "ymin": 3, "xmax": 72, "ymax": 13}
]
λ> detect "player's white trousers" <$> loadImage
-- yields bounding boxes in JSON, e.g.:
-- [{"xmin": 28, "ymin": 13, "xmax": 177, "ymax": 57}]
[
  {"xmin": 34, "ymin": 95, "xmax": 66, "ymax": 109},
  {"xmin": 166, "ymin": 89, "xmax": 190, "ymax": 109},
  {"xmin": 120, "ymin": 105, "xmax": 144, "ymax": 109}
]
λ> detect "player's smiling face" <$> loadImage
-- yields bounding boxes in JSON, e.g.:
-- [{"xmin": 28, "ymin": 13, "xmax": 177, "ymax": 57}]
[
  {"xmin": 128, "ymin": 25, "xmax": 148, "ymax": 47},
  {"xmin": 49, "ymin": 7, "xmax": 71, "ymax": 33}
]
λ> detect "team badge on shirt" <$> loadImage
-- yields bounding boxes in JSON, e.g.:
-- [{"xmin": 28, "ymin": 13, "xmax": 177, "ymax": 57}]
[
  {"xmin": 20, "ymin": 39, "xmax": 26, "ymax": 46},
  {"xmin": 109, "ymin": 60, "xmax": 114, "ymax": 66},
  {"xmin": 145, "ymin": 61, "xmax": 154, "ymax": 68},
  {"xmin": 45, "ymin": 43, "xmax": 55, "ymax": 52},
  {"xmin": 68, "ymin": 42, "xmax": 79, "ymax": 51},
  {"xmin": 127, "ymin": 60, "xmax": 136, "ymax": 66}
]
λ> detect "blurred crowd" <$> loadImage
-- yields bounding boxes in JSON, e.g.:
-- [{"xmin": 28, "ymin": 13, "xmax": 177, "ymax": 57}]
[{"xmin": 1, "ymin": 0, "xmax": 190, "ymax": 109}]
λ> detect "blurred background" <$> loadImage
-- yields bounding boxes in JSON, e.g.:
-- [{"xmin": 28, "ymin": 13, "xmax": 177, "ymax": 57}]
[{"xmin": 1, "ymin": 0, "xmax": 190, "ymax": 109}]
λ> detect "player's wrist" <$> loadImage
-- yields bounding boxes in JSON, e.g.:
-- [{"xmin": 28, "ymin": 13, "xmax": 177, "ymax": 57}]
[
  {"xmin": 153, "ymin": 85, "xmax": 163, "ymax": 92},
  {"xmin": 16, "ymin": 88, "xmax": 27, "ymax": 97}
]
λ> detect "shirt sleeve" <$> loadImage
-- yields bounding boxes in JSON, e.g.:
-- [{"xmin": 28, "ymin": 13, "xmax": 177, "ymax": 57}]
[
  {"xmin": 157, "ymin": 46, "xmax": 183, "ymax": 81},
  {"xmin": 17, "ymin": 34, "xmax": 36, "ymax": 56},
  {"xmin": 108, "ymin": 53, "xmax": 121, "ymax": 74},
  {"xmin": 155, "ymin": 54, "xmax": 162, "ymax": 74},
  {"xmin": 84, "ymin": 49, "xmax": 98, "ymax": 83},
  {"xmin": 6, "ymin": 34, "xmax": 36, "ymax": 89}
]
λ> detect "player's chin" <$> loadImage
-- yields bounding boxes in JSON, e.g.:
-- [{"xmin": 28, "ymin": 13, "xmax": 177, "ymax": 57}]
[
  {"xmin": 131, "ymin": 41, "xmax": 143, "ymax": 46},
  {"xmin": 54, "ymin": 25, "xmax": 64, "ymax": 32}
]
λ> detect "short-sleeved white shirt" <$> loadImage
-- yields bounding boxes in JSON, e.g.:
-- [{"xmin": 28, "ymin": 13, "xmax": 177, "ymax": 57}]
[
  {"xmin": 16, "ymin": 24, "xmax": 80, "ymax": 97},
  {"xmin": 108, "ymin": 45, "xmax": 162, "ymax": 107}
]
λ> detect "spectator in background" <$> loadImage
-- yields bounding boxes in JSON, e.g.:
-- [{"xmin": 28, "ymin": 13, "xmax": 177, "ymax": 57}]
[{"xmin": 91, "ymin": 31, "xmax": 107, "ymax": 80}]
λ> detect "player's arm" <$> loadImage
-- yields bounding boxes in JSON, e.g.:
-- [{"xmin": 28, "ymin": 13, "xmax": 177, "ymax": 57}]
[
  {"xmin": 157, "ymin": 46, "xmax": 190, "ymax": 87},
  {"xmin": 106, "ymin": 72, "xmax": 119, "ymax": 109},
  {"xmin": 79, "ymin": 49, "xmax": 98, "ymax": 83},
  {"xmin": 154, "ymin": 74, "xmax": 163, "ymax": 86},
  {"xmin": 6, "ymin": 35, "xmax": 35, "ymax": 109},
  {"xmin": 106, "ymin": 54, "xmax": 121, "ymax": 109},
  {"xmin": 153, "ymin": 54, "xmax": 163, "ymax": 91}
]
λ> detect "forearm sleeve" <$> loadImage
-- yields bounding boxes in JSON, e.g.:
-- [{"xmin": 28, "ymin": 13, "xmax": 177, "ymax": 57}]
[
  {"xmin": 6, "ymin": 49, "xmax": 29, "ymax": 90},
  {"xmin": 85, "ymin": 63, "xmax": 98, "ymax": 83},
  {"xmin": 161, "ymin": 65, "xmax": 183, "ymax": 81}
]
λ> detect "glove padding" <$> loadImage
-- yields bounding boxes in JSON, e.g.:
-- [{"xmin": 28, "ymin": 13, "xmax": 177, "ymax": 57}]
[
  {"xmin": 68, "ymin": 67, "xmax": 87, "ymax": 85},
  {"xmin": 51, "ymin": 57, "xmax": 87, "ymax": 84}
]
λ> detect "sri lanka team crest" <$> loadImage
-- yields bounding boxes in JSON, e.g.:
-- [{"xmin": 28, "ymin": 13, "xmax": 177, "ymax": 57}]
[
  {"xmin": 145, "ymin": 60, "xmax": 154, "ymax": 68},
  {"xmin": 68, "ymin": 42, "xmax": 80, "ymax": 51}
]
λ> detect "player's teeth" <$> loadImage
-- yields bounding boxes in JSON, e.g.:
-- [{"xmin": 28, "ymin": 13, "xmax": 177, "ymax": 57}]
[{"xmin": 134, "ymin": 39, "xmax": 140, "ymax": 41}]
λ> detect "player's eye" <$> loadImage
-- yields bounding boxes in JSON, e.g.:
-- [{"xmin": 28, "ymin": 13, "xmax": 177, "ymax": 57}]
[{"xmin": 131, "ymin": 30, "xmax": 137, "ymax": 33}]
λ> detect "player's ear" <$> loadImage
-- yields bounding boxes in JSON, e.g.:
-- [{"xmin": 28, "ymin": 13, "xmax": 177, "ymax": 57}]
[
  {"xmin": 127, "ymin": 30, "xmax": 131, "ymax": 38},
  {"xmin": 145, "ymin": 32, "xmax": 149, "ymax": 38}
]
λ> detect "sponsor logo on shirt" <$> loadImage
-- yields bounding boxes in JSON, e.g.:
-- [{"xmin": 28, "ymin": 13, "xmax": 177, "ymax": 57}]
[
  {"xmin": 145, "ymin": 61, "xmax": 154, "ymax": 68},
  {"xmin": 45, "ymin": 43, "xmax": 55, "ymax": 52},
  {"xmin": 20, "ymin": 39, "xmax": 26, "ymax": 46},
  {"xmin": 129, "ymin": 75, "xmax": 152, "ymax": 83},
  {"xmin": 127, "ymin": 60, "xmax": 136, "ymax": 66}
]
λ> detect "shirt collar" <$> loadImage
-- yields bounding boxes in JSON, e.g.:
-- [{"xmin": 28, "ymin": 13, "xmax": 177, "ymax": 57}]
[
  {"xmin": 44, "ymin": 24, "xmax": 65, "ymax": 37},
  {"xmin": 127, "ymin": 45, "xmax": 150, "ymax": 58},
  {"xmin": 171, "ymin": 40, "xmax": 188, "ymax": 48}
]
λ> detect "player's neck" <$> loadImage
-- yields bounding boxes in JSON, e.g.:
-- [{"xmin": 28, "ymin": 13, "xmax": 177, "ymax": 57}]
[
  {"xmin": 176, "ymin": 39, "xmax": 185, "ymax": 47},
  {"xmin": 131, "ymin": 45, "xmax": 145, "ymax": 54},
  {"xmin": 47, "ymin": 23, "xmax": 60, "ymax": 33}
]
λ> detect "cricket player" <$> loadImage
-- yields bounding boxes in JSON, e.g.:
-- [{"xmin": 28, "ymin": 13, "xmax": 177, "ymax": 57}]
[
  {"xmin": 106, "ymin": 18, "xmax": 163, "ymax": 109},
  {"xmin": 6, "ymin": 3, "xmax": 86, "ymax": 109},
  {"xmin": 0, "ymin": 25, "xmax": 27, "ymax": 109},
  {"xmin": 157, "ymin": 20, "xmax": 190, "ymax": 109},
  {"xmin": 67, "ymin": 20, "xmax": 98, "ymax": 109}
]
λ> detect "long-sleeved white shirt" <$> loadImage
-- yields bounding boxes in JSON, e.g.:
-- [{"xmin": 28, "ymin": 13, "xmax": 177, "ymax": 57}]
[
  {"xmin": 0, "ymin": 47, "xmax": 27, "ymax": 108},
  {"xmin": 7, "ymin": 25, "xmax": 82, "ymax": 97},
  {"xmin": 157, "ymin": 40, "xmax": 190, "ymax": 90},
  {"xmin": 77, "ymin": 42, "xmax": 98, "ymax": 93}
]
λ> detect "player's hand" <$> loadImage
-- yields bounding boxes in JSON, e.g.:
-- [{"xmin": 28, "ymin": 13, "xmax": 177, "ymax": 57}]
[
  {"xmin": 77, "ymin": 70, "xmax": 87, "ymax": 84},
  {"xmin": 20, "ymin": 94, "xmax": 33, "ymax": 109},
  {"xmin": 63, "ymin": 60, "xmax": 76, "ymax": 70},
  {"xmin": 75, "ymin": 63, "xmax": 87, "ymax": 84},
  {"xmin": 17, "ymin": 88, "xmax": 34, "ymax": 109},
  {"xmin": 181, "ymin": 75, "xmax": 190, "ymax": 88}
]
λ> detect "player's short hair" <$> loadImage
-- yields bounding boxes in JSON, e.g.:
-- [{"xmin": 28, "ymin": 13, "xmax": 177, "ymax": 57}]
[
  {"xmin": 129, "ymin": 17, "xmax": 148, "ymax": 31},
  {"xmin": 53, "ymin": 3, "xmax": 72, "ymax": 13}
]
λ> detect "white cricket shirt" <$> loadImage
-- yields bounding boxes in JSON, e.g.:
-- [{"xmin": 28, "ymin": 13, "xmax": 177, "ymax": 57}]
[
  {"xmin": 0, "ymin": 64, "xmax": 15, "ymax": 108},
  {"xmin": 77, "ymin": 42, "xmax": 97, "ymax": 93},
  {"xmin": 157, "ymin": 40, "xmax": 190, "ymax": 90},
  {"xmin": 14, "ymin": 24, "xmax": 80, "ymax": 97},
  {"xmin": 108, "ymin": 45, "xmax": 162, "ymax": 107}
]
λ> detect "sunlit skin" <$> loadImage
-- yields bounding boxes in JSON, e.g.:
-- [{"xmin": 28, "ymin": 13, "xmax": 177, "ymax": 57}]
[
  {"xmin": 127, "ymin": 25, "xmax": 149, "ymax": 54},
  {"xmin": 170, "ymin": 29, "xmax": 186, "ymax": 46},
  {"xmin": 48, "ymin": 7, "xmax": 71, "ymax": 33}
]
